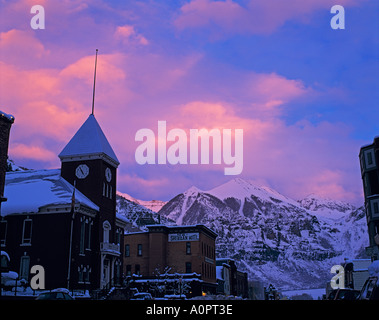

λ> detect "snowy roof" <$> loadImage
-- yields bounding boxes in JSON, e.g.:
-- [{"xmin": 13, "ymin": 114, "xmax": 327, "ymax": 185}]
[
  {"xmin": 2, "ymin": 169, "xmax": 99, "ymax": 216},
  {"xmin": 58, "ymin": 114, "xmax": 119, "ymax": 167}
]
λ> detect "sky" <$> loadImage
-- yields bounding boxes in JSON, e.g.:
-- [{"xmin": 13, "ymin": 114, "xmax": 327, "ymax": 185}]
[{"xmin": 0, "ymin": 0, "xmax": 378, "ymax": 205}]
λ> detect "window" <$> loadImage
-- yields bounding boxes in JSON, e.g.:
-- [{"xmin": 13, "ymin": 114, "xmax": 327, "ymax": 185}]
[
  {"xmin": 80, "ymin": 219, "xmax": 86, "ymax": 254},
  {"xmin": 84, "ymin": 267, "xmax": 90, "ymax": 283},
  {"xmin": 19, "ymin": 255, "xmax": 30, "ymax": 280},
  {"xmin": 115, "ymin": 229, "xmax": 121, "ymax": 246},
  {"xmin": 125, "ymin": 244, "xmax": 130, "ymax": 257},
  {"xmin": 103, "ymin": 183, "xmax": 112, "ymax": 199},
  {"xmin": 365, "ymin": 149, "xmax": 376, "ymax": 169},
  {"xmin": 78, "ymin": 266, "xmax": 91, "ymax": 284},
  {"xmin": 103, "ymin": 221, "xmax": 111, "ymax": 243},
  {"xmin": 22, "ymin": 219, "xmax": 32, "ymax": 244},
  {"xmin": 78, "ymin": 268, "xmax": 83, "ymax": 283},
  {"xmin": 186, "ymin": 242, "xmax": 191, "ymax": 254},
  {"xmin": 137, "ymin": 244, "xmax": 142, "ymax": 256},
  {"xmin": 368, "ymin": 152, "xmax": 373, "ymax": 165},
  {"xmin": 86, "ymin": 220, "xmax": 92, "ymax": 250},
  {"xmin": 80, "ymin": 218, "xmax": 92, "ymax": 253},
  {"xmin": 0, "ymin": 220, "xmax": 7, "ymax": 246},
  {"xmin": 186, "ymin": 262, "xmax": 192, "ymax": 273},
  {"xmin": 372, "ymin": 199, "xmax": 379, "ymax": 217},
  {"xmin": 115, "ymin": 261, "xmax": 121, "ymax": 284},
  {"xmin": 126, "ymin": 265, "xmax": 131, "ymax": 276},
  {"xmin": 135, "ymin": 264, "xmax": 140, "ymax": 275}
]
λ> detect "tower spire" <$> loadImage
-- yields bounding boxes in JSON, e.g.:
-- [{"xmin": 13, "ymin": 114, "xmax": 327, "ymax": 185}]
[{"xmin": 91, "ymin": 49, "xmax": 98, "ymax": 116}]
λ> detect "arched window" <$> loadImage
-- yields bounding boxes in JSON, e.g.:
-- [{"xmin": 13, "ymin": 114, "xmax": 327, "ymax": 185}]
[{"xmin": 103, "ymin": 221, "xmax": 111, "ymax": 243}]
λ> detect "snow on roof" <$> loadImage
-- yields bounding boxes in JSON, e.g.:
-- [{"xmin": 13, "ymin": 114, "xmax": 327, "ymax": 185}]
[
  {"xmin": 2, "ymin": 169, "xmax": 99, "ymax": 216},
  {"xmin": 58, "ymin": 114, "xmax": 119, "ymax": 166}
]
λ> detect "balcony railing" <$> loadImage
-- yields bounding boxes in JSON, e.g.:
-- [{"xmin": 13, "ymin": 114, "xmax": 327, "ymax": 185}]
[{"xmin": 100, "ymin": 242, "xmax": 121, "ymax": 255}]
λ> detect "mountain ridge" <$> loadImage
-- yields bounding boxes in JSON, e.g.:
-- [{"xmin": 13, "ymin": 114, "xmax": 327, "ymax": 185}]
[{"xmin": 157, "ymin": 178, "xmax": 369, "ymax": 290}]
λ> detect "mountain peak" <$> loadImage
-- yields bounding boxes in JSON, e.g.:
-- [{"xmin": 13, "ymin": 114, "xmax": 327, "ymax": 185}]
[
  {"xmin": 184, "ymin": 185, "xmax": 202, "ymax": 196},
  {"xmin": 206, "ymin": 178, "xmax": 299, "ymax": 206},
  {"xmin": 158, "ymin": 177, "xmax": 369, "ymax": 290},
  {"xmin": 299, "ymin": 193, "xmax": 356, "ymax": 219}
]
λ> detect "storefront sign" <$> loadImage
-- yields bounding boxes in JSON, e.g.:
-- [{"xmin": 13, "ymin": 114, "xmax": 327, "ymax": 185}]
[{"xmin": 168, "ymin": 232, "xmax": 199, "ymax": 242}]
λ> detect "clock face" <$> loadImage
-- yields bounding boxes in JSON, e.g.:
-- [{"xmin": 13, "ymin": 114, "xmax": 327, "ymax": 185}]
[
  {"xmin": 105, "ymin": 167, "xmax": 112, "ymax": 182},
  {"xmin": 75, "ymin": 164, "xmax": 89, "ymax": 179}
]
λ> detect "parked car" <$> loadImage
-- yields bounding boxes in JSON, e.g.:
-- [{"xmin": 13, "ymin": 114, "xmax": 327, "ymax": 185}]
[
  {"xmin": 327, "ymin": 288, "xmax": 360, "ymax": 300},
  {"xmin": 358, "ymin": 260, "xmax": 379, "ymax": 300},
  {"xmin": 130, "ymin": 292, "xmax": 153, "ymax": 300},
  {"xmin": 359, "ymin": 276, "xmax": 379, "ymax": 300},
  {"xmin": 36, "ymin": 288, "xmax": 74, "ymax": 300}
]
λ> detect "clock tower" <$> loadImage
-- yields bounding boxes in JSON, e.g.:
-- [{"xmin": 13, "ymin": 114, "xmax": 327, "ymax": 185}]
[
  {"xmin": 59, "ymin": 113, "xmax": 119, "ymax": 215},
  {"xmin": 58, "ymin": 114, "xmax": 121, "ymax": 289}
]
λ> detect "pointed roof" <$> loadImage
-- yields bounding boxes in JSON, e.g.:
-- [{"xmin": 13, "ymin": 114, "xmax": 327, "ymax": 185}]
[{"xmin": 58, "ymin": 114, "xmax": 119, "ymax": 167}]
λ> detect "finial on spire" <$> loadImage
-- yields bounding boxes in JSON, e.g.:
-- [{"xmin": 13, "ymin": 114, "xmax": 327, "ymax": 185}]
[{"xmin": 91, "ymin": 49, "xmax": 98, "ymax": 116}]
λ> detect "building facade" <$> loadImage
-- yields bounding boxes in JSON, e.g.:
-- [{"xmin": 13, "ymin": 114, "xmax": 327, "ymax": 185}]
[
  {"xmin": 359, "ymin": 137, "xmax": 379, "ymax": 260},
  {"xmin": 123, "ymin": 224, "xmax": 218, "ymax": 296},
  {"xmin": 216, "ymin": 258, "xmax": 248, "ymax": 298},
  {"xmin": 1, "ymin": 114, "xmax": 126, "ymax": 291}
]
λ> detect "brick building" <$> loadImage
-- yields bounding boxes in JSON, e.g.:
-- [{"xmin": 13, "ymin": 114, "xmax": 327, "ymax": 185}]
[
  {"xmin": 123, "ymin": 224, "xmax": 218, "ymax": 296},
  {"xmin": 359, "ymin": 137, "xmax": 379, "ymax": 260},
  {"xmin": 216, "ymin": 258, "xmax": 248, "ymax": 298},
  {"xmin": 1, "ymin": 114, "xmax": 126, "ymax": 291}
]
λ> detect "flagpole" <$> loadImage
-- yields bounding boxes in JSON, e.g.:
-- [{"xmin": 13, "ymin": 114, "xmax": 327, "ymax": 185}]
[
  {"xmin": 67, "ymin": 180, "xmax": 76, "ymax": 290},
  {"xmin": 91, "ymin": 49, "xmax": 98, "ymax": 116}
]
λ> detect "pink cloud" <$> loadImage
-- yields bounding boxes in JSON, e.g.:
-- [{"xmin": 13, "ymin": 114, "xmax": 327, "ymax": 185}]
[
  {"xmin": 245, "ymin": 72, "xmax": 310, "ymax": 117},
  {"xmin": 176, "ymin": 101, "xmax": 252, "ymax": 130},
  {"xmin": 144, "ymin": 99, "xmax": 362, "ymax": 204},
  {"xmin": 10, "ymin": 143, "xmax": 56, "ymax": 162},
  {"xmin": 298, "ymin": 169, "xmax": 360, "ymax": 202},
  {"xmin": 238, "ymin": 119, "xmax": 363, "ymax": 204},
  {"xmin": 114, "ymin": 25, "xmax": 149, "ymax": 46},
  {"xmin": 0, "ymin": 1, "xmax": 365, "ymax": 205},
  {"xmin": 0, "ymin": 30, "xmax": 50, "ymax": 68}
]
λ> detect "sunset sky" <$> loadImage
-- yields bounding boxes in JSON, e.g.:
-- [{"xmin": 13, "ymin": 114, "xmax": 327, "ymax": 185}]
[{"xmin": 1, "ymin": 0, "xmax": 378, "ymax": 205}]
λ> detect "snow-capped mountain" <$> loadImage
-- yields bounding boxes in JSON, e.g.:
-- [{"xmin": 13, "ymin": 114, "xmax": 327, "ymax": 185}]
[
  {"xmin": 116, "ymin": 193, "xmax": 174, "ymax": 232},
  {"xmin": 117, "ymin": 191, "xmax": 167, "ymax": 213},
  {"xmin": 158, "ymin": 178, "xmax": 369, "ymax": 290},
  {"xmin": 298, "ymin": 194, "xmax": 356, "ymax": 220}
]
